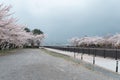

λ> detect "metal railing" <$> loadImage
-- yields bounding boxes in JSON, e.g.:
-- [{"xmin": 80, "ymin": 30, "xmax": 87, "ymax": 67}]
[
  {"xmin": 44, "ymin": 46, "xmax": 120, "ymax": 72},
  {"xmin": 44, "ymin": 46, "xmax": 120, "ymax": 60}
]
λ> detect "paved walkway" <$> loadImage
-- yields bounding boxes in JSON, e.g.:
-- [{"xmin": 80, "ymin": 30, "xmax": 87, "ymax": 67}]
[{"xmin": 0, "ymin": 49, "xmax": 116, "ymax": 80}]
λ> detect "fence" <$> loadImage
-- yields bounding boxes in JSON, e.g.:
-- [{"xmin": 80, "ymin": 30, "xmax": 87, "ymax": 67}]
[{"xmin": 44, "ymin": 46, "xmax": 120, "ymax": 72}]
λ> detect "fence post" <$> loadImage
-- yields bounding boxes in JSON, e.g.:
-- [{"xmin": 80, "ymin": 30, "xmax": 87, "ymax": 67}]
[
  {"xmin": 74, "ymin": 52, "xmax": 76, "ymax": 58},
  {"xmin": 115, "ymin": 48, "xmax": 118, "ymax": 72},
  {"xmin": 88, "ymin": 48, "xmax": 90, "ymax": 55},
  {"xmin": 74, "ymin": 48, "xmax": 76, "ymax": 58},
  {"xmin": 103, "ymin": 49, "xmax": 106, "ymax": 58},
  {"xmin": 116, "ymin": 60, "xmax": 119, "ymax": 72},
  {"xmin": 81, "ymin": 53, "xmax": 83, "ymax": 60},
  {"xmin": 81, "ymin": 48, "xmax": 84, "ymax": 60},
  {"xmin": 115, "ymin": 48, "xmax": 118, "ymax": 60},
  {"xmin": 93, "ymin": 49, "xmax": 95, "ymax": 65},
  {"xmin": 74, "ymin": 52, "xmax": 75, "ymax": 58}
]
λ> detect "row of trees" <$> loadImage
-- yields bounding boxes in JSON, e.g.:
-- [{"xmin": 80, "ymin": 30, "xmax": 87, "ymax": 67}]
[
  {"xmin": 23, "ymin": 28, "xmax": 44, "ymax": 48},
  {"xmin": 0, "ymin": 4, "xmax": 44, "ymax": 50},
  {"xmin": 69, "ymin": 34, "xmax": 120, "ymax": 48}
]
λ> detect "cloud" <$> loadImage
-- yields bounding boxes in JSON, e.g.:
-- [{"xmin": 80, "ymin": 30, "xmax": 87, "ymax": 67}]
[
  {"xmin": 1, "ymin": 0, "xmax": 120, "ymax": 45},
  {"xmin": 21, "ymin": 0, "xmax": 88, "ymax": 16}
]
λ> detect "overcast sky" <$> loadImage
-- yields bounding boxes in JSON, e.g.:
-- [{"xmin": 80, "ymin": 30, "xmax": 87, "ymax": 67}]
[{"xmin": 1, "ymin": 0, "xmax": 120, "ymax": 45}]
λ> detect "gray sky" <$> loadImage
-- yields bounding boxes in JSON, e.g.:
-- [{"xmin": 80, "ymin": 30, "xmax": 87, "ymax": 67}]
[{"xmin": 1, "ymin": 0, "xmax": 120, "ymax": 45}]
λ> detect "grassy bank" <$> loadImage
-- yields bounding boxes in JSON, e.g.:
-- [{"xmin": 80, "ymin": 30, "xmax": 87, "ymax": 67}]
[
  {"xmin": 42, "ymin": 48, "xmax": 120, "ymax": 79},
  {"xmin": 0, "ymin": 49, "xmax": 19, "ymax": 56},
  {"xmin": 41, "ymin": 48, "xmax": 78, "ymax": 63}
]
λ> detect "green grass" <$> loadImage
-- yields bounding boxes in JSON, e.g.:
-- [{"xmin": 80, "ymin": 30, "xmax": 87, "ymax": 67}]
[
  {"xmin": 41, "ymin": 48, "xmax": 78, "ymax": 63},
  {"xmin": 0, "ymin": 49, "xmax": 19, "ymax": 56},
  {"xmin": 41, "ymin": 49, "xmax": 120, "ymax": 76},
  {"xmin": 41, "ymin": 49, "xmax": 102, "ymax": 70}
]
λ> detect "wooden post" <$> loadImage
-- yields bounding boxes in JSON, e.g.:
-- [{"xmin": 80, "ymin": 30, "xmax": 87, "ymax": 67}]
[
  {"xmin": 74, "ymin": 52, "xmax": 76, "ymax": 58},
  {"xmin": 88, "ymin": 48, "xmax": 90, "ymax": 55},
  {"xmin": 115, "ymin": 48, "xmax": 118, "ymax": 60},
  {"xmin": 93, "ymin": 49, "xmax": 96, "ymax": 65},
  {"xmin": 81, "ymin": 48, "xmax": 84, "ymax": 60},
  {"xmin": 116, "ymin": 60, "xmax": 119, "ymax": 72},
  {"xmin": 81, "ymin": 53, "xmax": 83, "ymax": 60},
  {"xmin": 103, "ymin": 49, "xmax": 106, "ymax": 58},
  {"xmin": 115, "ymin": 48, "xmax": 119, "ymax": 73},
  {"xmin": 73, "ymin": 48, "xmax": 76, "ymax": 58},
  {"xmin": 93, "ymin": 55, "xmax": 95, "ymax": 65}
]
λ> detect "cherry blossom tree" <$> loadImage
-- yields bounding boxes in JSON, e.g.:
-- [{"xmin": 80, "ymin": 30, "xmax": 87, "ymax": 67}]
[
  {"xmin": 69, "ymin": 34, "xmax": 120, "ymax": 48},
  {"xmin": 0, "ymin": 4, "xmax": 44, "ymax": 50}
]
